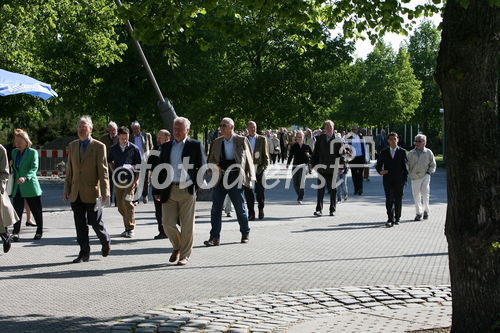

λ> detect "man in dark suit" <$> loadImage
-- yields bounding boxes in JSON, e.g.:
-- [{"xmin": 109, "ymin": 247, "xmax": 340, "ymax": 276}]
[
  {"xmin": 64, "ymin": 116, "xmax": 111, "ymax": 263},
  {"xmin": 244, "ymin": 121, "xmax": 269, "ymax": 220},
  {"xmin": 311, "ymin": 120, "xmax": 345, "ymax": 217},
  {"xmin": 152, "ymin": 117, "xmax": 205, "ymax": 266},
  {"xmin": 376, "ymin": 132, "xmax": 408, "ymax": 227}
]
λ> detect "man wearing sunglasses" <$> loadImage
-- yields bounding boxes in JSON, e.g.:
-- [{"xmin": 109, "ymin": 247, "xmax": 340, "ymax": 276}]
[{"xmin": 407, "ymin": 134, "xmax": 436, "ymax": 221}]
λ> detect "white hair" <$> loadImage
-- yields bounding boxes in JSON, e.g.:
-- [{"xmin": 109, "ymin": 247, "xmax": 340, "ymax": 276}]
[
  {"xmin": 78, "ymin": 115, "xmax": 93, "ymax": 129},
  {"xmin": 108, "ymin": 121, "xmax": 118, "ymax": 129},
  {"xmin": 415, "ymin": 134, "xmax": 427, "ymax": 142},
  {"xmin": 174, "ymin": 117, "xmax": 191, "ymax": 129},
  {"xmin": 222, "ymin": 117, "xmax": 235, "ymax": 128},
  {"xmin": 131, "ymin": 121, "xmax": 141, "ymax": 128}
]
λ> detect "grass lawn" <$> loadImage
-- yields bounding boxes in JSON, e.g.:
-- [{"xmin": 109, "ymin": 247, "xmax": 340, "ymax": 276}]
[{"xmin": 435, "ymin": 154, "xmax": 445, "ymax": 168}]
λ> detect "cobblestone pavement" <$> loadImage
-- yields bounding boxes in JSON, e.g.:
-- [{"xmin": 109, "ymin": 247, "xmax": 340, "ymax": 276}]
[
  {"xmin": 0, "ymin": 164, "xmax": 449, "ymax": 332},
  {"xmin": 111, "ymin": 285, "xmax": 451, "ymax": 332}
]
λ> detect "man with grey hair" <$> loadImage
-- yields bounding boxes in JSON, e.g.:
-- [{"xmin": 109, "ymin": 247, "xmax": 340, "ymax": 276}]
[
  {"xmin": 407, "ymin": 134, "xmax": 436, "ymax": 221},
  {"xmin": 130, "ymin": 121, "xmax": 154, "ymax": 203},
  {"xmin": 153, "ymin": 117, "xmax": 205, "ymax": 265},
  {"xmin": 100, "ymin": 121, "xmax": 119, "ymax": 205},
  {"xmin": 64, "ymin": 115, "xmax": 111, "ymax": 263},
  {"xmin": 205, "ymin": 117, "xmax": 255, "ymax": 246}
]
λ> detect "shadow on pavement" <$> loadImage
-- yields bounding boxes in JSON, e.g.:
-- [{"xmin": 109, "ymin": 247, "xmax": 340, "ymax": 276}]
[{"xmin": 0, "ymin": 314, "xmax": 110, "ymax": 333}]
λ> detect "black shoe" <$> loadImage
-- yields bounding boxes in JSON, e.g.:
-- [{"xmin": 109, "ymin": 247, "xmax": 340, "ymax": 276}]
[
  {"xmin": 394, "ymin": 220, "xmax": 400, "ymax": 225},
  {"xmin": 248, "ymin": 214, "xmax": 256, "ymax": 221},
  {"xmin": 2, "ymin": 235, "xmax": 11, "ymax": 253},
  {"xmin": 414, "ymin": 214, "xmax": 422, "ymax": 221},
  {"xmin": 204, "ymin": 239, "xmax": 220, "ymax": 247},
  {"xmin": 33, "ymin": 233, "xmax": 42, "ymax": 240},
  {"xmin": 385, "ymin": 221, "xmax": 394, "ymax": 228},
  {"xmin": 11, "ymin": 234, "xmax": 19, "ymax": 242},
  {"xmin": 154, "ymin": 233, "xmax": 168, "ymax": 239},
  {"xmin": 258, "ymin": 210, "xmax": 264, "ymax": 220},
  {"xmin": 329, "ymin": 211, "xmax": 335, "ymax": 216},
  {"xmin": 72, "ymin": 254, "xmax": 90, "ymax": 263},
  {"xmin": 101, "ymin": 243, "xmax": 110, "ymax": 257},
  {"xmin": 26, "ymin": 221, "xmax": 37, "ymax": 227},
  {"xmin": 241, "ymin": 233, "xmax": 249, "ymax": 244},
  {"xmin": 423, "ymin": 212, "xmax": 429, "ymax": 219},
  {"xmin": 313, "ymin": 211, "xmax": 322, "ymax": 217}
]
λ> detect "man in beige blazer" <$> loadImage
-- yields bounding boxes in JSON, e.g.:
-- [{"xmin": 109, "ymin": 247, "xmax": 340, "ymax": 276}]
[
  {"xmin": 64, "ymin": 115, "xmax": 111, "ymax": 263},
  {"xmin": 204, "ymin": 117, "xmax": 256, "ymax": 246},
  {"xmin": 244, "ymin": 121, "xmax": 269, "ymax": 220}
]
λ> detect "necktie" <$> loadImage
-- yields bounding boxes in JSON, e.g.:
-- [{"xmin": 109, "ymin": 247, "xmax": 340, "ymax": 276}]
[{"xmin": 391, "ymin": 148, "xmax": 395, "ymax": 158}]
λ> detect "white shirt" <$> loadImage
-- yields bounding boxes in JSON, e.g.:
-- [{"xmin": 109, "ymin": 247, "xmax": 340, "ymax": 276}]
[{"xmin": 390, "ymin": 147, "xmax": 397, "ymax": 158}]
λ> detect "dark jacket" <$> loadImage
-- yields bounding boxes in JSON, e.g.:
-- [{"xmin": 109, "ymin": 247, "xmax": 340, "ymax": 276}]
[
  {"xmin": 108, "ymin": 143, "xmax": 142, "ymax": 184},
  {"xmin": 311, "ymin": 133, "xmax": 345, "ymax": 174},
  {"xmin": 152, "ymin": 138, "xmax": 206, "ymax": 203},
  {"xmin": 376, "ymin": 146, "xmax": 408, "ymax": 185}
]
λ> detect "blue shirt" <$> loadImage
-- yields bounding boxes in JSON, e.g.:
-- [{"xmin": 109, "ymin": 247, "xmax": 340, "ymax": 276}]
[
  {"xmin": 248, "ymin": 135, "xmax": 256, "ymax": 152},
  {"xmin": 80, "ymin": 137, "xmax": 91, "ymax": 153},
  {"xmin": 351, "ymin": 134, "xmax": 363, "ymax": 157},
  {"xmin": 170, "ymin": 138, "xmax": 187, "ymax": 182},
  {"xmin": 15, "ymin": 149, "xmax": 25, "ymax": 169},
  {"xmin": 223, "ymin": 135, "xmax": 235, "ymax": 160}
]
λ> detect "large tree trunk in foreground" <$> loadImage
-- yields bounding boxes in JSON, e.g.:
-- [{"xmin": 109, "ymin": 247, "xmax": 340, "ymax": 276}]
[{"xmin": 436, "ymin": 0, "xmax": 499, "ymax": 332}]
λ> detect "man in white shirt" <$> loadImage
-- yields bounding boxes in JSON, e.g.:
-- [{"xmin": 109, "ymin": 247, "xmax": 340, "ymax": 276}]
[{"xmin": 407, "ymin": 134, "xmax": 436, "ymax": 221}]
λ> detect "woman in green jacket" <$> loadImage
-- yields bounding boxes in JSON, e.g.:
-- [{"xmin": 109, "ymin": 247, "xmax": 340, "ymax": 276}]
[{"xmin": 11, "ymin": 131, "xmax": 43, "ymax": 241}]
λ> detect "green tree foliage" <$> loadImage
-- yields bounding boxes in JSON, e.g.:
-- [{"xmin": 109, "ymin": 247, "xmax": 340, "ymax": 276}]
[
  {"xmin": 406, "ymin": 20, "xmax": 442, "ymax": 132},
  {"xmin": 0, "ymin": 0, "xmax": 127, "ymax": 142},
  {"xmin": 337, "ymin": 42, "xmax": 422, "ymax": 127}
]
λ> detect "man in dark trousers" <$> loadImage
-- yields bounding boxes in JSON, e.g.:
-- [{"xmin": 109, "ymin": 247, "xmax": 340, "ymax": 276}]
[
  {"xmin": 311, "ymin": 120, "xmax": 345, "ymax": 217},
  {"xmin": 64, "ymin": 116, "xmax": 111, "ymax": 263},
  {"xmin": 345, "ymin": 125, "xmax": 367, "ymax": 195},
  {"xmin": 376, "ymin": 132, "xmax": 408, "ymax": 227}
]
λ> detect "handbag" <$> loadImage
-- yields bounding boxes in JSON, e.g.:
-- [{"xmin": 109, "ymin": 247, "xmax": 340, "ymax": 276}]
[{"xmin": 6, "ymin": 173, "xmax": 13, "ymax": 196}]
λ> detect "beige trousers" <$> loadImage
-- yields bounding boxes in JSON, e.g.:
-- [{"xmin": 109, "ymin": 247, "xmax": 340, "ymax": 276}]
[
  {"xmin": 162, "ymin": 185, "xmax": 196, "ymax": 260},
  {"xmin": 115, "ymin": 183, "xmax": 136, "ymax": 230}
]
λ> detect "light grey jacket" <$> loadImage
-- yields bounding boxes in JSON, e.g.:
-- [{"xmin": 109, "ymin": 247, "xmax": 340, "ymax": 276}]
[
  {"xmin": 0, "ymin": 144, "xmax": 18, "ymax": 228},
  {"xmin": 407, "ymin": 148, "xmax": 437, "ymax": 180}
]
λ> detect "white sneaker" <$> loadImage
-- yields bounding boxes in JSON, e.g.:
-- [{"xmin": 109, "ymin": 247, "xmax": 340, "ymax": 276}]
[{"xmin": 298, "ymin": 200, "xmax": 303, "ymax": 205}]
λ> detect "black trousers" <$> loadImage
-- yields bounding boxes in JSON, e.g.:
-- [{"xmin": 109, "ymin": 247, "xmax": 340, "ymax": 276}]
[
  {"xmin": 350, "ymin": 156, "xmax": 365, "ymax": 194},
  {"xmin": 154, "ymin": 198, "xmax": 165, "ymax": 234},
  {"xmin": 316, "ymin": 173, "xmax": 337, "ymax": 213},
  {"xmin": 13, "ymin": 192, "xmax": 43, "ymax": 235},
  {"xmin": 270, "ymin": 154, "xmax": 278, "ymax": 164},
  {"xmin": 280, "ymin": 144, "xmax": 287, "ymax": 162},
  {"xmin": 71, "ymin": 196, "xmax": 110, "ymax": 256},
  {"xmin": 1, "ymin": 228, "xmax": 10, "ymax": 243},
  {"xmin": 383, "ymin": 180, "xmax": 404, "ymax": 221},
  {"xmin": 142, "ymin": 169, "xmax": 150, "ymax": 198},
  {"xmin": 244, "ymin": 172, "xmax": 265, "ymax": 216}
]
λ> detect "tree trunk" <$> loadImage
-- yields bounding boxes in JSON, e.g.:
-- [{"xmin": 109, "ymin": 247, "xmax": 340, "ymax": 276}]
[{"xmin": 436, "ymin": 1, "xmax": 499, "ymax": 332}]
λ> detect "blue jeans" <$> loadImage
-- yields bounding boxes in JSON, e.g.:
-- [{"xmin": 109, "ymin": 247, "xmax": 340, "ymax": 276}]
[
  {"xmin": 210, "ymin": 171, "xmax": 250, "ymax": 240},
  {"xmin": 336, "ymin": 173, "xmax": 348, "ymax": 201}
]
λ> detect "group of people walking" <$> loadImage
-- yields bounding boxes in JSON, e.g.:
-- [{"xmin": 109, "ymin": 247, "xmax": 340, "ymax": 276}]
[{"xmin": 0, "ymin": 117, "xmax": 437, "ymax": 267}]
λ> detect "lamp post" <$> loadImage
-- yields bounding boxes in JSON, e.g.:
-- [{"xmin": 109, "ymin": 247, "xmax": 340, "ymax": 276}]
[{"xmin": 114, "ymin": 0, "xmax": 177, "ymax": 132}]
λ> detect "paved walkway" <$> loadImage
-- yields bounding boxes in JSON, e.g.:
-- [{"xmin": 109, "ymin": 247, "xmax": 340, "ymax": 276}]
[{"xmin": 0, "ymin": 164, "xmax": 450, "ymax": 332}]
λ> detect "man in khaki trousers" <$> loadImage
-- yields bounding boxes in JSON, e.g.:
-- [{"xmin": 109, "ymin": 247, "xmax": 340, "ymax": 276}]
[
  {"xmin": 108, "ymin": 127, "xmax": 142, "ymax": 238},
  {"xmin": 153, "ymin": 117, "xmax": 205, "ymax": 265}
]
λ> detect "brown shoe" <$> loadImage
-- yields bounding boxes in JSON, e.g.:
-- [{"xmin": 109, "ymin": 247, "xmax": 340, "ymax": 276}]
[
  {"xmin": 101, "ymin": 243, "xmax": 111, "ymax": 257},
  {"xmin": 177, "ymin": 258, "xmax": 189, "ymax": 266},
  {"xmin": 241, "ymin": 233, "xmax": 249, "ymax": 244},
  {"xmin": 169, "ymin": 249, "xmax": 180, "ymax": 263}
]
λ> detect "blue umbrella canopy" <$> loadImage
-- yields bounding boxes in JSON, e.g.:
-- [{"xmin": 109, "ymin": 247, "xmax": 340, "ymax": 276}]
[{"xmin": 0, "ymin": 68, "xmax": 58, "ymax": 100}]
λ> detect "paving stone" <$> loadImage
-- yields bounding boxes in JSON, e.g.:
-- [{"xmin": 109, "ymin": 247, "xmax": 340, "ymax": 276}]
[
  {"xmin": 321, "ymin": 301, "xmax": 344, "ymax": 307},
  {"xmin": 387, "ymin": 304, "xmax": 407, "ymax": 309},
  {"xmin": 306, "ymin": 304, "xmax": 326, "ymax": 310},
  {"xmin": 427, "ymin": 297, "xmax": 445, "ymax": 302},
  {"xmin": 393, "ymin": 294, "xmax": 412, "ymax": 300},
  {"xmin": 404, "ymin": 303, "xmax": 425, "ymax": 308},
  {"xmin": 134, "ymin": 328, "xmax": 156, "ymax": 333},
  {"xmin": 158, "ymin": 328, "xmax": 178, "ymax": 333},
  {"xmin": 374, "ymin": 296, "xmax": 394, "ymax": 301},
  {"xmin": 357, "ymin": 297, "xmax": 376, "ymax": 303},
  {"xmin": 404, "ymin": 298, "xmax": 425, "ymax": 303},
  {"xmin": 336, "ymin": 298, "xmax": 360, "ymax": 305},
  {"xmin": 137, "ymin": 322, "xmax": 160, "ymax": 328},
  {"xmin": 344, "ymin": 304, "xmax": 364, "ymax": 310},
  {"xmin": 298, "ymin": 298, "xmax": 317, "ymax": 305},
  {"xmin": 361, "ymin": 302, "xmax": 383, "ymax": 308},
  {"xmin": 380, "ymin": 300, "xmax": 405, "ymax": 305}
]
